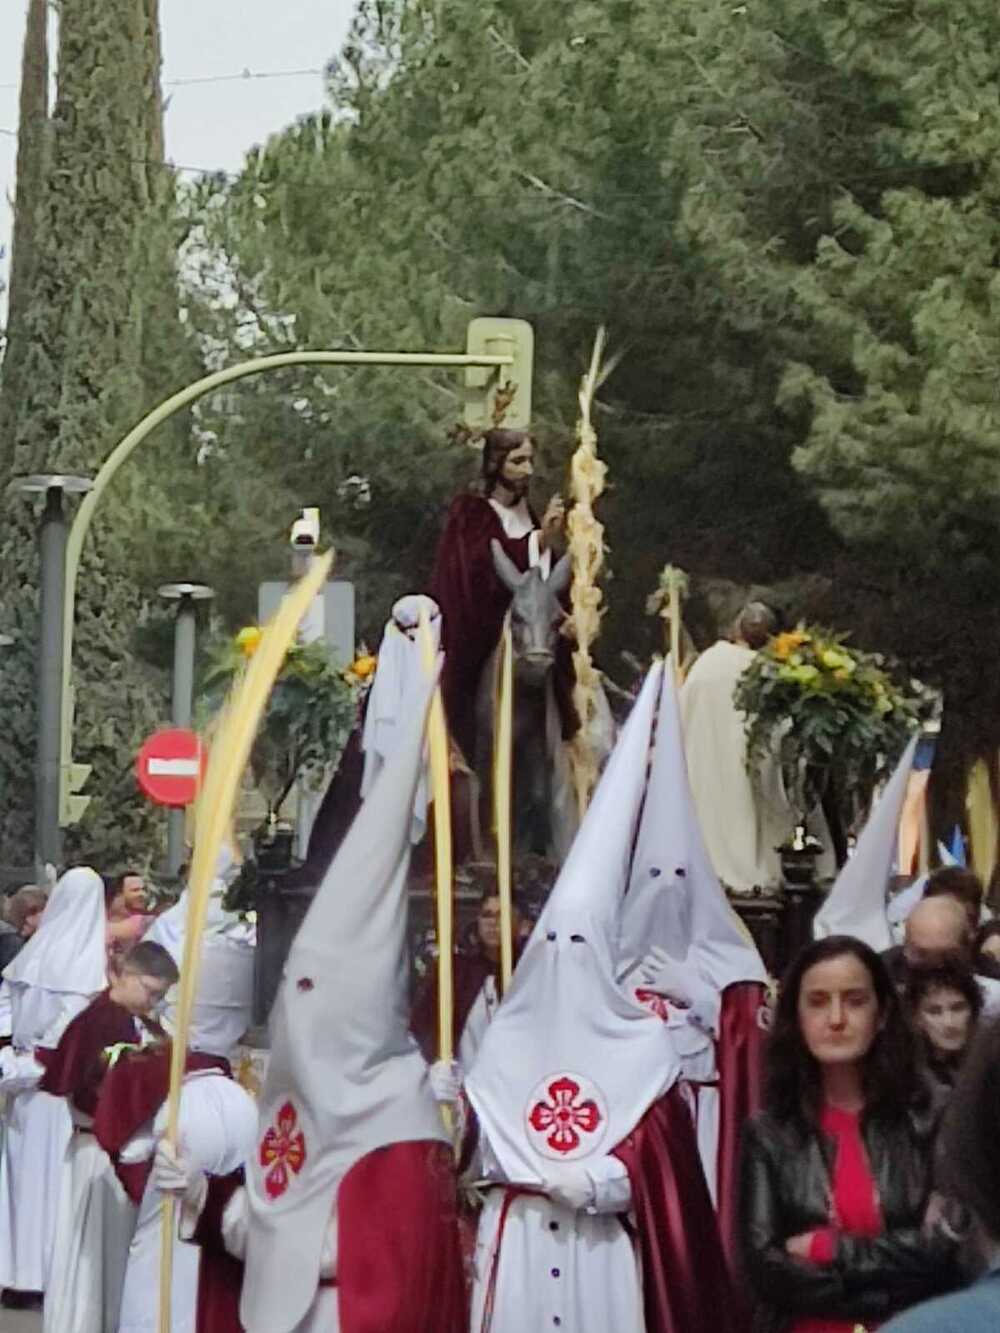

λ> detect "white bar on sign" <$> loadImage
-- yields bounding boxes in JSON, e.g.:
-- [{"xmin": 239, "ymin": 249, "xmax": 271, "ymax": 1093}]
[{"xmin": 147, "ymin": 758, "xmax": 200, "ymax": 777}]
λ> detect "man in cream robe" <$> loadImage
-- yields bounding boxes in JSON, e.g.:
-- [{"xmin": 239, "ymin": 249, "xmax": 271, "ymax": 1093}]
[{"xmin": 682, "ymin": 603, "xmax": 801, "ymax": 893}]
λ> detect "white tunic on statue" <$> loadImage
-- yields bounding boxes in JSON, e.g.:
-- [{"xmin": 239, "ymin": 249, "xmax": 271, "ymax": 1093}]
[
  {"xmin": 119, "ymin": 1069, "xmax": 258, "ymax": 1333},
  {"xmin": 469, "ymin": 1145, "xmax": 642, "ymax": 1333},
  {"xmin": 0, "ymin": 981, "xmax": 90, "ymax": 1293}
]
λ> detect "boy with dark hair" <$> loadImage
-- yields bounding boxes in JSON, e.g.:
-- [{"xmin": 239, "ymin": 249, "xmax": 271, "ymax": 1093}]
[{"xmin": 41, "ymin": 940, "xmax": 178, "ymax": 1333}]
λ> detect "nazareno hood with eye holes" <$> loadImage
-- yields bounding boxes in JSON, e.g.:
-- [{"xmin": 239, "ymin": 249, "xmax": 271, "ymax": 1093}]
[{"xmin": 465, "ymin": 663, "xmax": 682, "ymax": 1186}]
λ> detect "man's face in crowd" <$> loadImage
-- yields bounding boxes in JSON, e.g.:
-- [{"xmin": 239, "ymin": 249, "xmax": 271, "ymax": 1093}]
[
  {"xmin": 904, "ymin": 904, "xmax": 969, "ymax": 970},
  {"xmin": 498, "ymin": 440, "xmax": 534, "ymax": 499},
  {"xmin": 21, "ymin": 908, "xmax": 43, "ymax": 939},
  {"xmin": 121, "ymin": 875, "xmax": 147, "ymax": 914}
]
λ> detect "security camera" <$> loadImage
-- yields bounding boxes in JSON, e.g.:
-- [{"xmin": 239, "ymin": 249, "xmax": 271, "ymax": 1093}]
[{"xmin": 289, "ymin": 507, "xmax": 320, "ymax": 548}]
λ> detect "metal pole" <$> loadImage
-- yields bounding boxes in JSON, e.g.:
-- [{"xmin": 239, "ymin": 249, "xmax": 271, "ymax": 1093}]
[
  {"xmin": 58, "ymin": 347, "xmax": 516, "ymax": 821},
  {"xmin": 166, "ymin": 597, "xmax": 196, "ymax": 876},
  {"xmin": 36, "ymin": 487, "xmax": 67, "ymax": 871}
]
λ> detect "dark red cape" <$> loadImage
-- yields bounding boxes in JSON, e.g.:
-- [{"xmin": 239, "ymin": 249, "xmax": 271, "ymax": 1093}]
[
  {"xmin": 429, "ymin": 493, "xmax": 576, "ymax": 764},
  {"xmin": 716, "ymin": 981, "xmax": 768, "ymax": 1285},
  {"xmin": 38, "ymin": 990, "xmax": 146, "ymax": 1115},
  {"xmin": 191, "ymin": 1140, "xmax": 468, "ymax": 1333},
  {"xmin": 613, "ymin": 1085, "xmax": 739, "ymax": 1333},
  {"xmin": 92, "ymin": 1045, "xmax": 232, "ymax": 1205},
  {"xmin": 192, "ymin": 1172, "xmax": 245, "ymax": 1333},
  {"xmin": 410, "ymin": 949, "xmax": 502, "ymax": 1064}
]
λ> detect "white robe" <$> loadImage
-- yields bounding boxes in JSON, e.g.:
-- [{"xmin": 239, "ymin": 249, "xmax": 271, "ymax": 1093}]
[
  {"xmin": 119, "ymin": 1069, "xmax": 259, "ymax": 1333},
  {"xmin": 0, "ymin": 982, "xmax": 91, "ymax": 1294},
  {"xmin": 680, "ymin": 641, "xmax": 792, "ymax": 893},
  {"xmin": 469, "ymin": 1149, "xmax": 642, "ymax": 1333}
]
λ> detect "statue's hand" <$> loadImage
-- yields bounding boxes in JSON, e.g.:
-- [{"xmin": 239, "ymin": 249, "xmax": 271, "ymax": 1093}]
[{"xmin": 540, "ymin": 494, "xmax": 566, "ymax": 550}]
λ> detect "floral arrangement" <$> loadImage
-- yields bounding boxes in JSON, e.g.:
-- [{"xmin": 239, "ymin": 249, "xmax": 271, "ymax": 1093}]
[
  {"xmin": 199, "ymin": 627, "xmax": 376, "ymax": 820},
  {"xmin": 733, "ymin": 625, "xmax": 928, "ymax": 817}
]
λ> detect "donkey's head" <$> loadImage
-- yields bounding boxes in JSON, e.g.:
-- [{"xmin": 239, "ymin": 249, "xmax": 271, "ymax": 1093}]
[{"xmin": 491, "ymin": 539, "xmax": 572, "ymax": 685}]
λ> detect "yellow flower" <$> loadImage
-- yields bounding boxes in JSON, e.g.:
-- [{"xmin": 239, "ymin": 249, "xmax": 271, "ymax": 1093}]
[
  {"xmin": 235, "ymin": 626, "xmax": 263, "ymax": 658},
  {"xmin": 773, "ymin": 630, "xmax": 808, "ymax": 661},
  {"xmin": 349, "ymin": 653, "xmax": 378, "ymax": 681}
]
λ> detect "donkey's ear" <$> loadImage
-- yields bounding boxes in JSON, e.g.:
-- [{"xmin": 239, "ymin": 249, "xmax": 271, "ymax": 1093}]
[
  {"xmin": 547, "ymin": 552, "xmax": 573, "ymax": 598},
  {"xmin": 492, "ymin": 539, "xmax": 527, "ymax": 593}
]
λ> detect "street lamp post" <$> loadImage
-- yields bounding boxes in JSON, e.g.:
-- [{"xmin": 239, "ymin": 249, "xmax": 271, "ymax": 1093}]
[
  {"xmin": 157, "ymin": 582, "xmax": 214, "ymax": 877},
  {"xmin": 10, "ymin": 474, "xmax": 93, "ymax": 873}
]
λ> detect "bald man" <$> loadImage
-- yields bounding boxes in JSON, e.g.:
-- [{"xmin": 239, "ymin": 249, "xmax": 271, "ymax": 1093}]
[{"xmin": 888, "ymin": 897, "xmax": 1000, "ymax": 1016}]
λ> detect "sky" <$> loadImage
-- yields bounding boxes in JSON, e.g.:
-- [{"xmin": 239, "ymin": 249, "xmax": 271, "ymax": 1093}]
[{"xmin": 0, "ymin": 0, "xmax": 358, "ymax": 296}]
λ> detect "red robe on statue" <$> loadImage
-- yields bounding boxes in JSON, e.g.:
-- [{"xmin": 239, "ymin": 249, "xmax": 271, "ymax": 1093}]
[
  {"xmin": 429, "ymin": 494, "xmax": 577, "ymax": 765},
  {"xmin": 191, "ymin": 1140, "xmax": 468, "ymax": 1333}
]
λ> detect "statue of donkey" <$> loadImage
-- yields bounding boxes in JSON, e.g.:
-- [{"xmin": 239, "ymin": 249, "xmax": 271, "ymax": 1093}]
[{"xmin": 473, "ymin": 540, "xmax": 577, "ymax": 860}]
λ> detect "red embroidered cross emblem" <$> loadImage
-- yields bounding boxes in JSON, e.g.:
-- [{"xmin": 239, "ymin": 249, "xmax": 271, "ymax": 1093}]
[
  {"xmin": 259, "ymin": 1100, "xmax": 307, "ymax": 1200},
  {"xmin": 634, "ymin": 987, "xmax": 672, "ymax": 1022},
  {"xmin": 527, "ymin": 1075, "xmax": 604, "ymax": 1157}
]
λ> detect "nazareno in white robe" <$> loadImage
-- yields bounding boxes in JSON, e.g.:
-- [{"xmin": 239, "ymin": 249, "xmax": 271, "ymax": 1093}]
[
  {"xmin": 0, "ymin": 982, "xmax": 91, "ymax": 1293},
  {"xmin": 118, "ymin": 1068, "xmax": 258, "ymax": 1333}
]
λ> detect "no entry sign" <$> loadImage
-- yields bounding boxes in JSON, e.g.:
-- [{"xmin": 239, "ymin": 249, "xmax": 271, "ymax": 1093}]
[{"xmin": 136, "ymin": 728, "xmax": 206, "ymax": 807}]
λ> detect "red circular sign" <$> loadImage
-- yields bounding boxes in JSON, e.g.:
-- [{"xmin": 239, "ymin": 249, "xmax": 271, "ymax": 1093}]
[{"xmin": 136, "ymin": 728, "xmax": 207, "ymax": 807}]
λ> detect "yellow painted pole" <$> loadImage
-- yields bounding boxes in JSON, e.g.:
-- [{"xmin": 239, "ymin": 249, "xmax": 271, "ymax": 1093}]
[
  {"xmin": 418, "ymin": 605, "xmax": 454, "ymax": 1135},
  {"xmin": 494, "ymin": 621, "xmax": 515, "ymax": 993},
  {"xmin": 157, "ymin": 552, "xmax": 333, "ymax": 1333},
  {"xmin": 668, "ymin": 572, "xmax": 681, "ymax": 683}
]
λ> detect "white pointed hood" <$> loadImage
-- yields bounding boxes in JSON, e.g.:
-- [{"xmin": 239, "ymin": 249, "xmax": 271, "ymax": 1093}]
[
  {"xmin": 813, "ymin": 734, "xmax": 919, "ymax": 952},
  {"xmin": 618, "ymin": 659, "xmax": 768, "ymax": 1014},
  {"xmin": 241, "ymin": 667, "xmax": 442, "ymax": 1333},
  {"xmin": 465, "ymin": 664, "xmax": 681, "ymax": 1185},
  {"xmin": 361, "ymin": 594, "xmax": 440, "ymax": 843},
  {"xmin": 3, "ymin": 866, "xmax": 105, "ymax": 994}
]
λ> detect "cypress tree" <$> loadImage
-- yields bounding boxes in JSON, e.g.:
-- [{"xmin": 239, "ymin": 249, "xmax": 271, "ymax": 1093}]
[{"xmin": 0, "ymin": 0, "xmax": 180, "ymax": 866}]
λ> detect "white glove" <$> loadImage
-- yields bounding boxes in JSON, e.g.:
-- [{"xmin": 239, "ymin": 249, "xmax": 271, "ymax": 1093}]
[
  {"xmin": 153, "ymin": 1140, "xmax": 206, "ymax": 1211},
  {"xmin": 543, "ymin": 1162, "xmax": 594, "ymax": 1212},
  {"xmin": 637, "ymin": 947, "xmax": 693, "ymax": 1007},
  {"xmin": 429, "ymin": 1059, "xmax": 463, "ymax": 1105}
]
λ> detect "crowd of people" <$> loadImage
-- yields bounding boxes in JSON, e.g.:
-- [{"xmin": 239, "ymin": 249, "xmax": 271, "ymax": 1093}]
[
  {"xmin": 0, "ymin": 664, "xmax": 994, "ymax": 1332},
  {"xmin": 0, "ymin": 428, "xmax": 997, "ymax": 1333}
]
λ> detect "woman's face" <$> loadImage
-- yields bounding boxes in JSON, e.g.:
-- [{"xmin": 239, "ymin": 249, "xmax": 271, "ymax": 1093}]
[
  {"xmin": 798, "ymin": 953, "xmax": 881, "ymax": 1068},
  {"xmin": 916, "ymin": 985, "xmax": 974, "ymax": 1057}
]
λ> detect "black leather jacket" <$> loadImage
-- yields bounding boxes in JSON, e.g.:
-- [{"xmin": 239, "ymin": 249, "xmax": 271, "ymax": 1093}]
[{"xmin": 740, "ymin": 1106, "xmax": 960, "ymax": 1332}]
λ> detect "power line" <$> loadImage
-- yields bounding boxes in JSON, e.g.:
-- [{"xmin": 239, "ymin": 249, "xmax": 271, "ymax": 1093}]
[{"xmin": 0, "ymin": 65, "xmax": 326, "ymax": 93}]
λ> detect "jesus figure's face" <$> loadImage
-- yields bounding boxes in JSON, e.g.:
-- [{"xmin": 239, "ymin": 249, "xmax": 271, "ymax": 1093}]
[{"xmin": 498, "ymin": 440, "xmax": 534, "ymax": 499}]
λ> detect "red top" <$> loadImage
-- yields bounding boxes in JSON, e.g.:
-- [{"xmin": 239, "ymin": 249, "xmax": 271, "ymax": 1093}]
[{"xmin": 792, "ymin": 1104, "xmax": 882, "ymax": 1333}]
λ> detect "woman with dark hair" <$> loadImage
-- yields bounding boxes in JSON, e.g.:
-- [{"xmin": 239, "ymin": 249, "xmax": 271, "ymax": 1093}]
[
  {"xmin": 905, "ymin": 963, "xmax": 982, "ymax": 1095},
  {"xmin": 740, "ymin": 935, "xmax": 959, "ymax": 1332}
]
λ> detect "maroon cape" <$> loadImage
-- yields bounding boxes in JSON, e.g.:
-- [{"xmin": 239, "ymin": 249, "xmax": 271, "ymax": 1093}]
[
  {"xmin": 716, "ymin": 980, "xmax": 768, "ymax": 1286},
  {"xmin": 192, "ymin": 1140, "xmax": 468, "ymax": 1333},
  {"xmin": 38, "ymin": 990, "xmax": 148, "ymax": 1115},
  {"xmin": 411, "ymin": 947, "xmax": 517, "ymax": 1064},
  {"xmin": 613, "ymin": 1084, "xmax": 739, "ymax": 1333},
  {"xmin": 429, "ymin": 493, "xmax": 576, "ymax": 765},
  {"xmin": 92, "ymin": 1045, "xmax": 232, "ymax": 1204}
]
